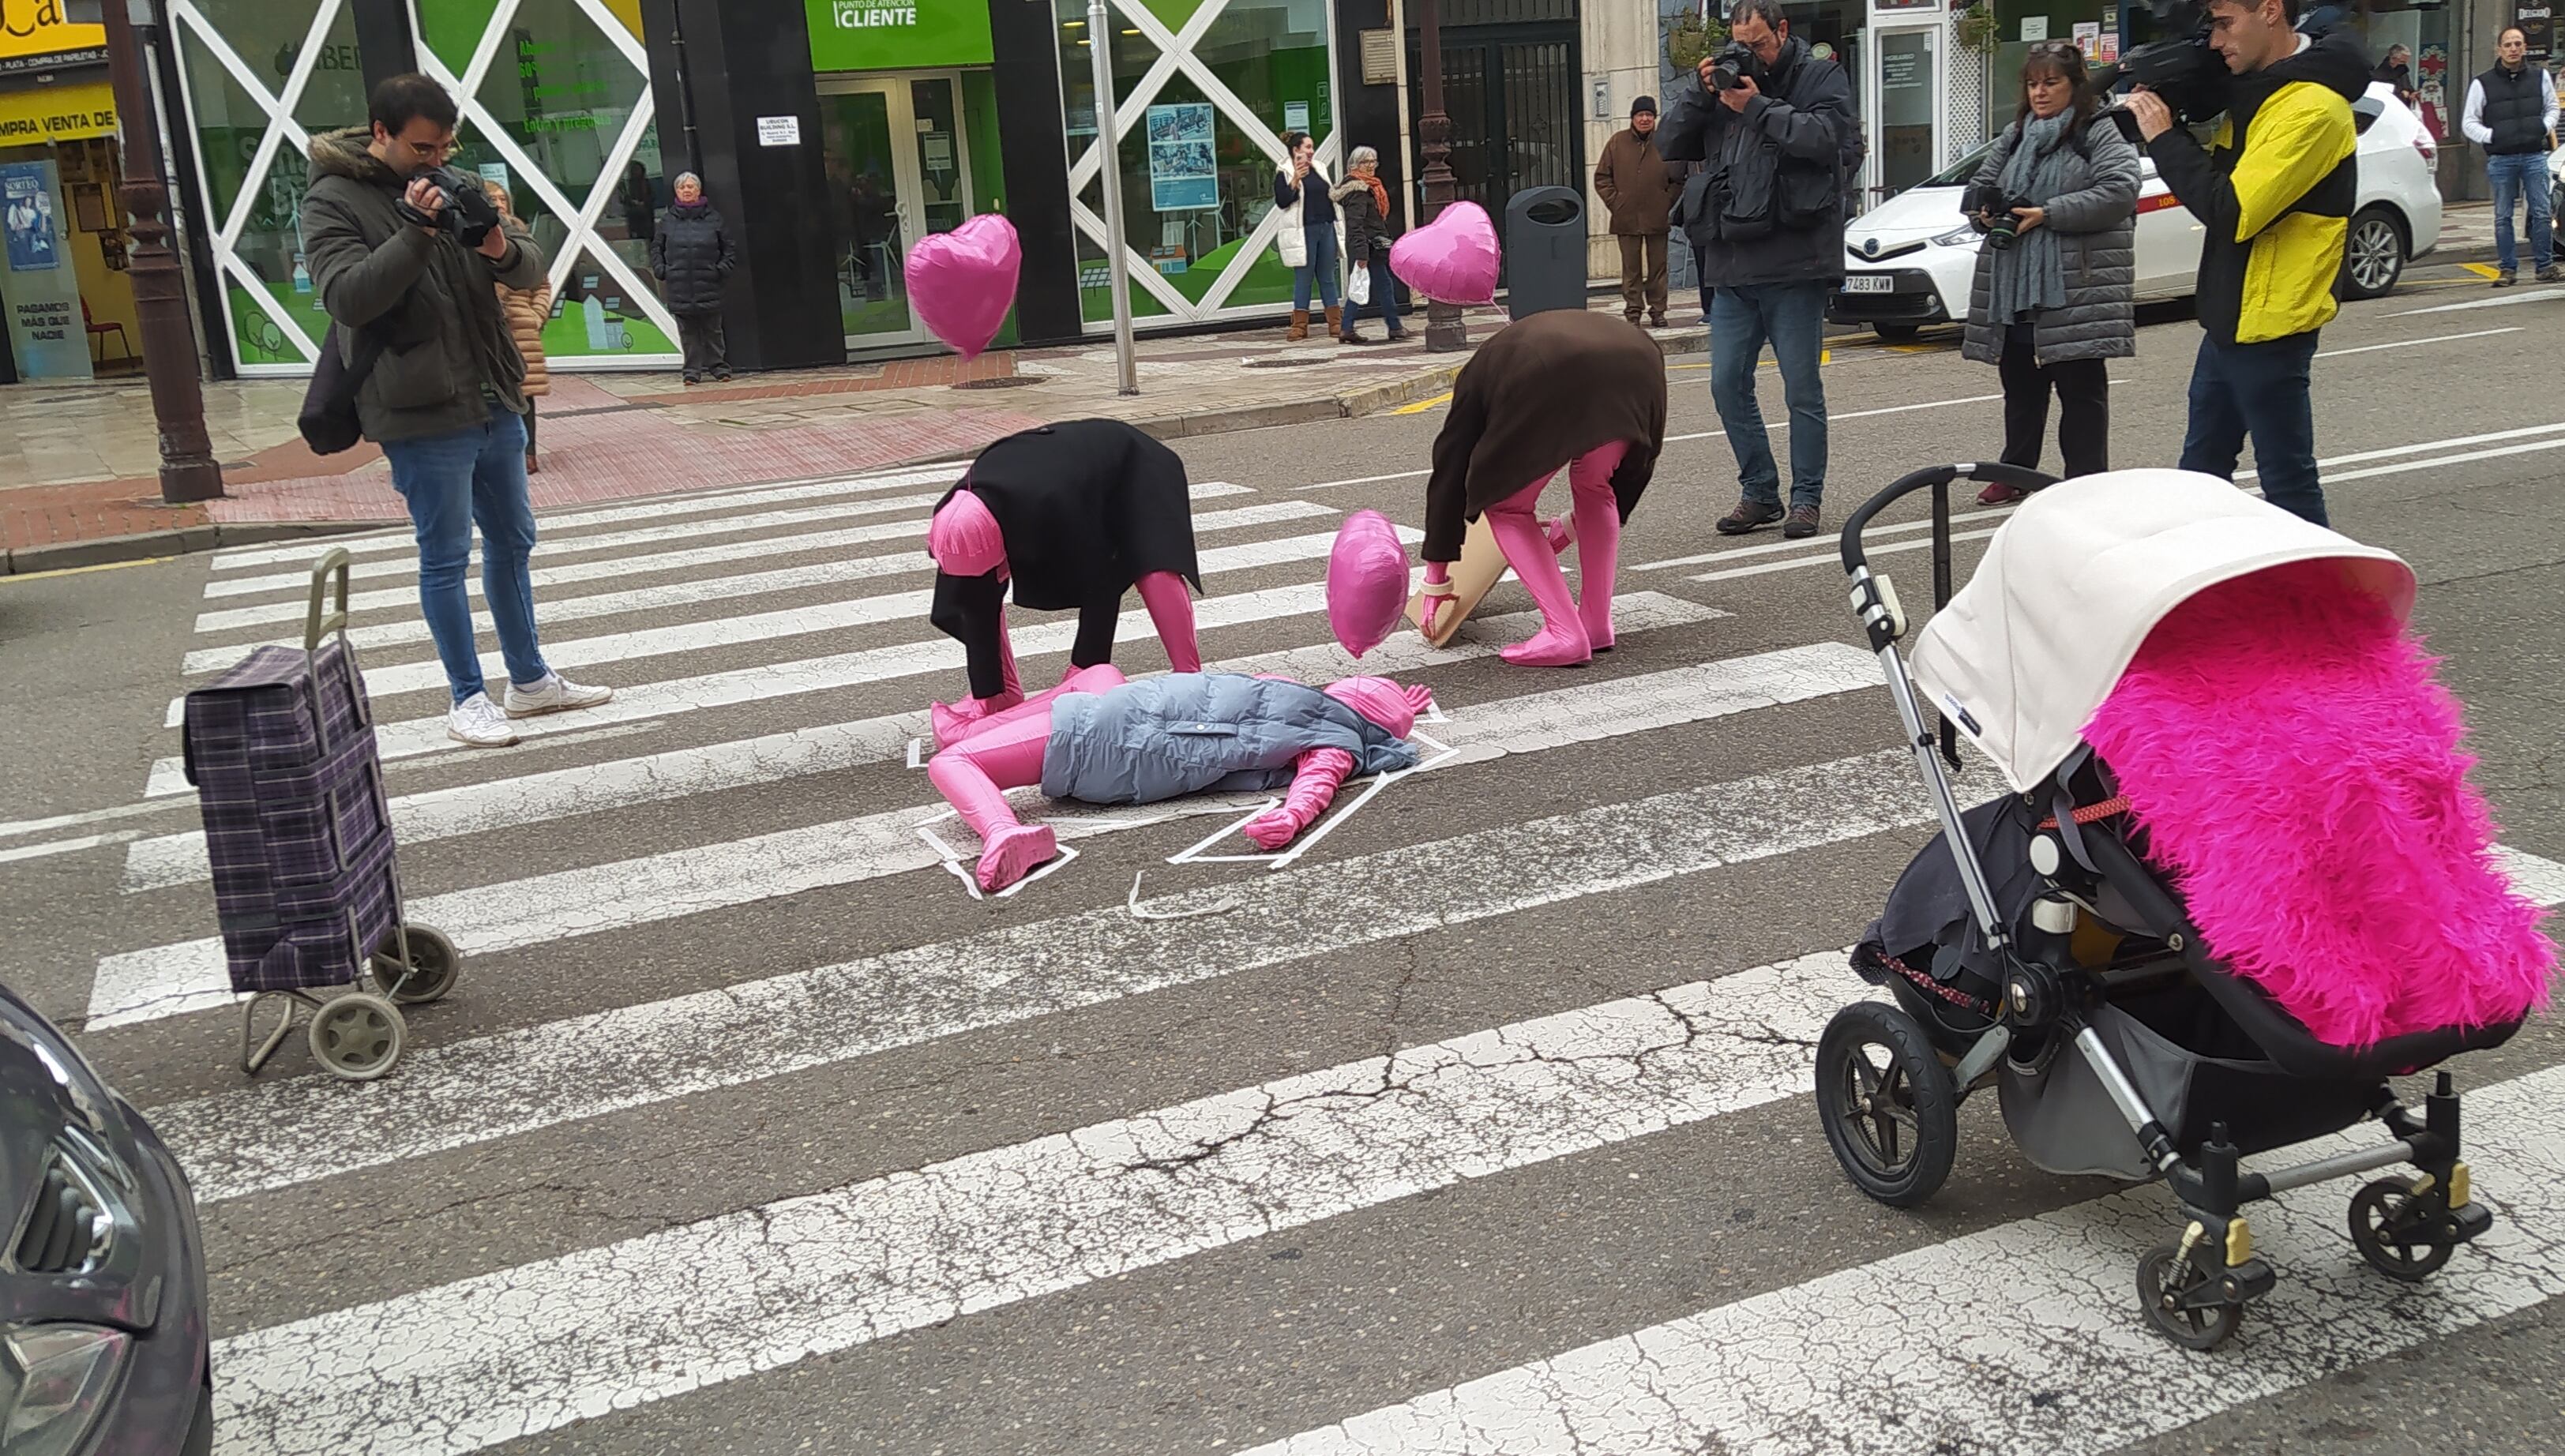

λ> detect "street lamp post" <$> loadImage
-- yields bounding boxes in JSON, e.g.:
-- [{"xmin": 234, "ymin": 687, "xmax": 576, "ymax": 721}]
[
  {"xmin": 1412, "ymin": 0, "xmax": 1467, "ymax": 352},
  {"xmin": 1086, "ymin": 0, "xmax": 1140, "ymax": 396},
  {"xmin": 88, "ymin": 0, "xmax": 223, "ymax": 503}
]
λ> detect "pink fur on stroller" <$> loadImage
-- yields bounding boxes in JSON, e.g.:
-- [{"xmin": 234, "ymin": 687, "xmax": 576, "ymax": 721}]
[{"xmin": 1827, "ymin": 463, "xmax": 2556, "ymax": 1352}]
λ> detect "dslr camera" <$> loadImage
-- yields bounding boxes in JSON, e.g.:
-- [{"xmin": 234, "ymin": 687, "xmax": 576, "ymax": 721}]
[
  {"xmin": 1978, "ymin": 193, "xmax": 2037, "ymax": 250},
  {"xmin": 402, "ymin": 164, "xmax": 505, "ymax": 247},
  {"xmin": 1708, "ymin": 42, "xmax": 1761, "ymax": 92},
  {"xmin": 2092, "ymin": 0, "xmax": 2233, "ymax": 142}
]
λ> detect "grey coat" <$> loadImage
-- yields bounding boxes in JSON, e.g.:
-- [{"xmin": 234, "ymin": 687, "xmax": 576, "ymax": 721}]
[
  {"xmin": 1041, "ymin": 674, "xmax": 1418, "ymax": 805},
  {"xmin": 1959, "ymin": 113, "xmax": 2140, "ymax": 367}
]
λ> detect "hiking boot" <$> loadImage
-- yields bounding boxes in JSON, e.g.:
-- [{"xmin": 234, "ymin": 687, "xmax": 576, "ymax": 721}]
[
  {"xmin": 1716, "ymin": 499, "xmax": 1786, "ymax": 535},
  {"xmin": 2494, "ymin": 270, "xmax": 2518, "ymax": 287},
  {"xmin": 1782, "ymin": 505, "xmax": 1822, "ymax": 540},
  {"xmin": 2540, "ymin": 265, "xmax": 2564, "ymax": 283}
]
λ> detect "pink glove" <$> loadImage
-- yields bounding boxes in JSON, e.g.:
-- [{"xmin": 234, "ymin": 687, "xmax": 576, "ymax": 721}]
[
  {"xmin": 1418, "ymin": 560, "xmax": 1455, "ymax": 638},
  {"xmin": 1240, "ymin": 748, "xmax": 1356, "ymax": 850},
  {"xmin": 931, "ymin": 691, "xmax": 1026, "ymax": 750},
  {"xmin": 1545, "ymin": 514, "xmax": 1575, "ymax": 554}
]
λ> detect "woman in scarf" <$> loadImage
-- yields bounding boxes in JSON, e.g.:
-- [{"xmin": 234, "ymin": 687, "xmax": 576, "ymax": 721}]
[
  {"xmin": 1330, "ymin": 146, "xmax": 1406, "ymax": 344},
  {"xmin": 1959, "ymin": 42, "xmax": 2139, "ymax": 503}
]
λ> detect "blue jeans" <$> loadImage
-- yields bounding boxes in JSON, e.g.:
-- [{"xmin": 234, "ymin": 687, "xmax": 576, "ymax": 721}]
[
  {"xmin": 379, "ymin": 403, "xmax": 549, "ymax": 704},
  {"xmin": 2487, "ymin": 152, "xmax": 2552, "ymax": 274},
  {"xmin": 1343, "ymin": 257, "xmax": 1405, "ymax": 336},
  {"xmin": 1710, "ymin": 282, "xmax": 1830, "ymax": 508},
  {"xmin": 1292, "ymin": 223, "xmax": 1341, "ymax": 310},
  {"xmin": 2180, "ymin": 331, "xmax": 2326, "ymax": 527}
]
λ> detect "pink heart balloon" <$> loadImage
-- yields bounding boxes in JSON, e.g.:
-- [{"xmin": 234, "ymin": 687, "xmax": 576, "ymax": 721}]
[
  {"xmin": 1325, "ymin": 509, "xmax": 1410, "ymax": 659},
  {"xmin": 904, "ymin": 213, "xmax": 1021, "ymax": 360},
  {"xmin": 1389, "ymin": 201, "xmax": 1500, "ymax": 307}
]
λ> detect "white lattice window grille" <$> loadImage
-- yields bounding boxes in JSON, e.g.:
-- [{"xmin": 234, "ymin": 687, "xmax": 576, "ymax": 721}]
[
  {"xmin": 411, "ymin": 0, "xmax": 682, "ymax": 369},
  {"xmin": 1061, "ymin": 0, "xmax": 1344, "ymax": 331}
]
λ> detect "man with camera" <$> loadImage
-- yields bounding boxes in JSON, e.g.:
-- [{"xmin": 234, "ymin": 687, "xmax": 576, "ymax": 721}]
[
  {"xmin": 1658, "ymin": 0, "xmax": 1857, "ymax": 541},
  {"xmin": 2462, "ymin": 27, "xmax": 2560, "ymax": 287},
  {"xmin": 2123, "ymin": 0, "xmax": 2368, "ymax": 528},
  {"xmin": 302, "ymin": 74, "xmax": 612, "ymax": 748}
]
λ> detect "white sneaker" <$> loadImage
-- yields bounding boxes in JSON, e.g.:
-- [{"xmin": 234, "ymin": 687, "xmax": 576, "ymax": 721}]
[
  {"xmin": 503, "ymin": 672, "xmax": 614, "ymax": 719},
  {"xmin": 447, "ymin": 692, "xmax": 519, "ymax": 748}
]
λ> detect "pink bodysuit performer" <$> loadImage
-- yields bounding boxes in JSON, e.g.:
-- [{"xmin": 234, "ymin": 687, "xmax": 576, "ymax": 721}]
[
  {"xmin": 928, "ymin": 669, "xmax": 1432, "ymax": 891},
  {"xmin": 1415, "ymin": 309, "xmax": 1668, "ymax": 667},
  {"xmin": 926, "ymin": 419, "xmax": 1205, "ymax": 747}
]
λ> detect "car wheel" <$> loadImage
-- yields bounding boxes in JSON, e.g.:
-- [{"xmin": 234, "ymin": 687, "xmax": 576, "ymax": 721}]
[
  {"xmin": 1872, "ymin": 323, "xmax": 1921, "ymax": 343},
  {"xmin": 2339, "ymin": 207, "xmax": 2405, "ymax": 299}
]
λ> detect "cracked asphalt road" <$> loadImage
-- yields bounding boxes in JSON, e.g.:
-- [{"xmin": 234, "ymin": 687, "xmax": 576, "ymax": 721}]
[{"xmin": 2, "ymin": 254, "xmax": 2563, "ymax": 1455}]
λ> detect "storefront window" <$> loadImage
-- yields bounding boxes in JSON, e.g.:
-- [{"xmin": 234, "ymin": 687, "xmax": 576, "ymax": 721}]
[{"xmin": 1056, "ymin": 0, "xmax": 1338, "ymax": 328}]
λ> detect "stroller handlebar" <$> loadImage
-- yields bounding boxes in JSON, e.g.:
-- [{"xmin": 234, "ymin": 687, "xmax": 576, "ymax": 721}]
[{"xmin": 1838, "ymin": 463, "xmax": 2058, "ymax": 580}]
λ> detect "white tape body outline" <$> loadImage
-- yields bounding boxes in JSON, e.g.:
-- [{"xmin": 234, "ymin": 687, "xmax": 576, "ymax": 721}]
[{"xmin": 1165, "ymin": 728, "xmax": 1458, "ymax": 870}]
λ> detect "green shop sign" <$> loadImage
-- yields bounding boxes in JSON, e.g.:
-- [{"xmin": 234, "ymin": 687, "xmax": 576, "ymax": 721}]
[{"xmin": 806, "ymin": 0, "xmax": 993, "ymax": 70}]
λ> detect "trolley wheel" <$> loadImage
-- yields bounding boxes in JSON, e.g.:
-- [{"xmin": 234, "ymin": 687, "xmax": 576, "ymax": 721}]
[
  {"xmin": 372, "ymin": 925, "xmax": 460, "ymax": 1005},
  {"xmin": 2349, "ymin": 1177, "xmax": 2457, "ymax": 1282},
  {"xmin": 2138, "ymin": 1241, "xmax": 2244, "ymax": 1351},
  {"xmin": 1816, "ymin": 1000, "xmax": 1958, "ymax": 1208},
  {"xmin": 308, "ymin": 993, "xmax": 404, "ymax": 1082}
]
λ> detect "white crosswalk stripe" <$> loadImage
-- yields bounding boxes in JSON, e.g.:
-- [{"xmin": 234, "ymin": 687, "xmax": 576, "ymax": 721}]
[{"xmin": 56, "ymin": 454, "xmax": 2565, "ymax": 1456}]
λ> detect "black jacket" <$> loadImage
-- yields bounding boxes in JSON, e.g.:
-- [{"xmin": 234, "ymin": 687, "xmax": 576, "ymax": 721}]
[
  {"xmin": 1655, "ymin": 37, "xmax": 1857, "ymax": 287},
  {"xmin": 299, "ymin": 128, "xmax": 546, "ymax": 442},
  {"xmin": 1331, "ymin": 177, "xmax": 1397, "ymax": 263},
  {"xmin": 652, "ymin": 201, "xmax": 738, "ymax": 314},
  {"xmin": 929, "ymin": 420, "xmax": 1203, "ymax": 700}
]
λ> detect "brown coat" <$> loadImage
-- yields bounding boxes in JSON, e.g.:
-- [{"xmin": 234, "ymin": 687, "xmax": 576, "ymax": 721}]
[
  {"xmin": 497, "ymin": 280, "xmax": 552, "ymax": 398},
  {"xmin": 1594, "ymin": 128, "xmax": 1679, "ymax": 237},
  {"xmin": 1424, "ymin": 310, "xmax": 1666, "ymax": 563}
]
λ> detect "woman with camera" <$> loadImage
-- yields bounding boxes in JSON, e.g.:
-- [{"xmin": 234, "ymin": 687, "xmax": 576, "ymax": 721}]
[
  {"xmin": 1959, "ymin": 40, "xmax": 2139, "ymax": 503},
  {"xmin": 1272, "ymin": 132, "xmax": 1343, "ymax": 342}
]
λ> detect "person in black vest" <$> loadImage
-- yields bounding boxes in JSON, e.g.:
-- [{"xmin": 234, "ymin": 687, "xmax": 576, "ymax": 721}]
[{"xmin": 2463, "ymin": 28, "xmax": 2560, "ymax": 286}]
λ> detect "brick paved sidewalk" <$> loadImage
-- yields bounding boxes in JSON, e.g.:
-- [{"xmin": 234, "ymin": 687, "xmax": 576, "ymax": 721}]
[{"xmin": 5, "ymin": 295, "xmax": 1639, "ymax": 573}]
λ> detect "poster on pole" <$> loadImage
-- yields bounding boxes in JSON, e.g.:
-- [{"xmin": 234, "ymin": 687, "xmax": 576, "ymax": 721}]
[
  {"xmin": 0, "ymin": 160, "xmax": 91, "ymax": 381},
  {"xmin": 1146, "ymin": 103, "xmax": 1218, "ymax": 211}
]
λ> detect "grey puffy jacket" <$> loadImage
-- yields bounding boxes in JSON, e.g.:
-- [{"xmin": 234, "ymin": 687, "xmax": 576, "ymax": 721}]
[
  {"xmin": 1040, "ymin": 674, "xmax": 1418, "ymax": 805},
  {"xmin": 1959, "ymin": 113, "xmax": 2140, "ymax": 367}
]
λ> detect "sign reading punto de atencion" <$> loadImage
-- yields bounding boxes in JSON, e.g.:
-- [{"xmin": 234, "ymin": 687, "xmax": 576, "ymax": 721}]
[{"xmin": 806, "ymin": 0, "xmax": 993, "ymax": 69}]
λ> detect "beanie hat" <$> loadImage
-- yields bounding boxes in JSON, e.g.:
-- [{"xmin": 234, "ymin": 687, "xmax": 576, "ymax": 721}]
[
  {"xmin": 926, "ymin": 489, "xmax": 1006, "ymax": 576},
  {"xmin": 1632, "ymin": 95, "xmax": 1658, "ymax": 118},
  {"xmin": 1322, "ymin": 677, "xmax": 1433, "ymax": 740}
]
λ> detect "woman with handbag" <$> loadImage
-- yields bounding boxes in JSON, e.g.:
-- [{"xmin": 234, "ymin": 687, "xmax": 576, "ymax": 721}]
[
  {"xmin": 483, "ymin": 181, "xmax": 553, "ymax": 475},
  {"xmin": 1329, "ymin": 147, "xmax": 1406, "ymax": 344},
  {"xmin": 1959, "ymin": 41, "xmax": 2139, "ymax": 501},
  {"xmin": 1272, "ymin": 132, "xmax": 1344, "ymax": 341}
]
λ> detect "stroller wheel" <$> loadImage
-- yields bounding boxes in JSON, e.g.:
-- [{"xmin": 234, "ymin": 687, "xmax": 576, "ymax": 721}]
[
  {"xmin": 2349, "ymin": 1177, "xmax": 2458, "ymax": 1282},
  {"xmin": 1816, "ymin": 1001, "xmax": 1958, "ymax": 1208},
  {"xmin": 2137, "ymin": 1242, "xmax": 2243, "ymax": 1351}
]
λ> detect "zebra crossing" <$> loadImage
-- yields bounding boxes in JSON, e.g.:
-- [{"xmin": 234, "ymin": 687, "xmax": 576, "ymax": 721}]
[{"xmin": 56, "ymin": 450, "xmax": 2565, "ymax": 1456}]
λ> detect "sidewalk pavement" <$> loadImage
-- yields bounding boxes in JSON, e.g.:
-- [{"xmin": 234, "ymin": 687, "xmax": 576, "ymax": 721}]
[
  {"xmin": 0, "ymin": 292, "xmax": 1716, "ymax": 576},
  {"xmin": 0, "ymin": 201, "xmax": 2499, "ymax": 576}
]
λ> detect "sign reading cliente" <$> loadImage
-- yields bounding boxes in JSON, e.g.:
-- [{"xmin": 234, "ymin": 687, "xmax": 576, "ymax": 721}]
[{"xmin": 805, "ymin": 0, "xmax": 992, "ymax": 69}]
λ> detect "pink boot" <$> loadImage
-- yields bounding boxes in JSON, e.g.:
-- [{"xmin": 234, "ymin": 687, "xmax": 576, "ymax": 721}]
[
  {"xmin": 1568, "ymin": 441, "xmax": 1629, "ymax": 652},
  {"xmin": 1485, "ymin": 486, "xmax": 1591, "ymax": 668},
  {"xmin": 1135, "ymin": 570, "xmax": 1203, "ymax": 672},
  {"xmin": 926, "ymin": 706, "xmax": 1060, "ymax": 891}
]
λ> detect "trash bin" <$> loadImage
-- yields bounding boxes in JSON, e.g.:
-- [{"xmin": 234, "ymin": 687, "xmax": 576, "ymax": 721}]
[{"xmin": 1504, "ymin": 186, "xmax": 1587, "ymax": 317}]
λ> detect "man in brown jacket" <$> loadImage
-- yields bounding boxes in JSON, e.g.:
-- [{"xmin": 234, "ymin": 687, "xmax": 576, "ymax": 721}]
[{"xmin": 1594, "ymin": 96, "xmax": 1680, "ymax": 328}]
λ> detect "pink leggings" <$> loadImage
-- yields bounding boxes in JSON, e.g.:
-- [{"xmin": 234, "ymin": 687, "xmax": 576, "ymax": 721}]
[
  {"xmin": 1482, "ymin": 440, "xmax": 1631, "ymax": 660},
  {"xmin": 928, "ymin": 664, "xmax": 1129, "ymax": 839}
]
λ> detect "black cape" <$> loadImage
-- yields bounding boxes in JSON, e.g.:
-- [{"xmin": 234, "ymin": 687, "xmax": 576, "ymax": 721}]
[{"xmin": 929, "ymin": 419, "xmax": 1203, "ymax": 700}]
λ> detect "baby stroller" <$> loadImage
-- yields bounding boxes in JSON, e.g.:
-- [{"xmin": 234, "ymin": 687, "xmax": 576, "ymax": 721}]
[{"xmin": 1820, "ymin": 463, "xmax": 2526, "ymax": 1350}]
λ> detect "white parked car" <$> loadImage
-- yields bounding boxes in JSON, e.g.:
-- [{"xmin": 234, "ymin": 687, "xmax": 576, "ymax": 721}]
[{"xmin": 1830, "ymin": 83, "xmax": 2441, "ymax": 340}]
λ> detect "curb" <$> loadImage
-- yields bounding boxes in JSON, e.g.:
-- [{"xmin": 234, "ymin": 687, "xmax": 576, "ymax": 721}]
[{"xmin": 1, "ymin": 520, "xmax": 387, "ymax": 579}]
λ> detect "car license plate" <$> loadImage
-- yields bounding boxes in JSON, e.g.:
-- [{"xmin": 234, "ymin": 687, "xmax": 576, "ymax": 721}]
[{"xmin": 1840, "ymin": 276, "xmax": 1894, "ymax": 293}]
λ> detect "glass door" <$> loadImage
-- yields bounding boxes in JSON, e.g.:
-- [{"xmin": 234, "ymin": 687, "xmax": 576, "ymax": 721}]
[
  {"xmin": 1872, "ymin": 28, "xmax": 1940, "ymax": 200},
  {"xmin": 817, "ymin": 73, "xmax": 978, "ymax": 351}
]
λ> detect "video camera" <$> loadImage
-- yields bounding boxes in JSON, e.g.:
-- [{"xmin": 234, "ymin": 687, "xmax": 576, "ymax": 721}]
[
  {"xmin": 2091, "ymin": 0, "xmax": 2232, "ymax": 142},
  {"xmin": 404, "ymin": 164, "xmax": 504, "ymax": 248}
]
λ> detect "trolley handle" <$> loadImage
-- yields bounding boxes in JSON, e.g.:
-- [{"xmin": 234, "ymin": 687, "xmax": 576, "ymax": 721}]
[{"xmin": 305, "ymin": 546, "xmax": 354, "ymax": 654}]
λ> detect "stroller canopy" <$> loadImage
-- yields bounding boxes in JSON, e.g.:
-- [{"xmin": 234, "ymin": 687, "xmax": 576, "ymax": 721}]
[{"xmin": 1906, "ymin": 470, "xmax": 2417, "ymax": 793}]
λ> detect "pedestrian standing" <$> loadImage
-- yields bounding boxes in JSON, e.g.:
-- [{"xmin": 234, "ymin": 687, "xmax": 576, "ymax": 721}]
[
  {"xmin": 1594, "ymin": 96, "xmax": 1681, "ymax": 327},
  {"xmin": 301, "ymin": 73, "xmax": 610, "ymax": 748},
  {"xmin": 1658, "ymin": 0, "xmax": 1859, "ymax": 539},
  {"xmin": 2124, "ymin": 0, "xmax": 2367, "ymax": 527},
  {"xmin": 2463, "ymin": 28, "xmax": 2560, "ymax": 286},
  {"xmin": 1273, "ymin": 132, "xmax": 1344, "ymax": 342},
  {"xmin": 652, "ymin": 171, "xmax": 738, "ymax": 383},
  {"xmin": 483, "ymin": 181, "xmax": 553, "ymax": 477},
  {"xmin": 1960, "ymin": 42, "xmax": 2139, "ymax": 498},
  {"xmin": 1331, "ymin": 147, "xmax": 1407, "ymax": 344}
]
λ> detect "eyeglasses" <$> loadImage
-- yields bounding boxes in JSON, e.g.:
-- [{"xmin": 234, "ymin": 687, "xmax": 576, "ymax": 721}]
[{"xmin": 2026, "ymin": 41, "xmax": 2083, "ymax": 61}]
